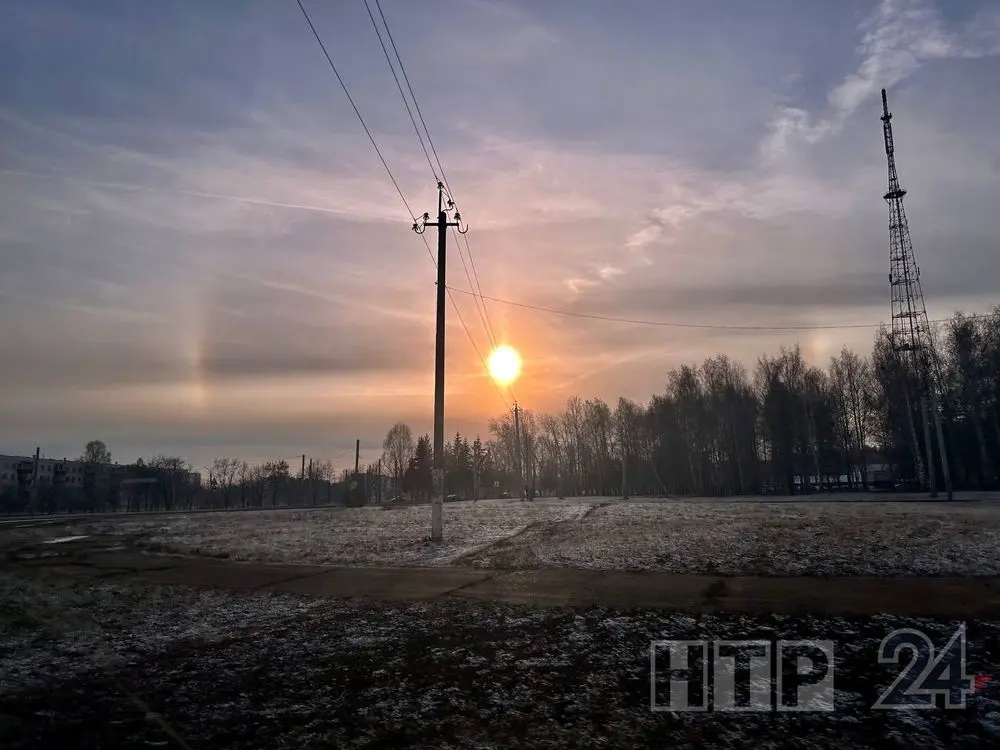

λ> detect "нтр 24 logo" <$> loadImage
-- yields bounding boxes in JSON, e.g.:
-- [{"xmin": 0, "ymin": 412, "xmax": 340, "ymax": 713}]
[{"xmin": 873, "ymin": 624, "xmax": 990, "ymax": 709}]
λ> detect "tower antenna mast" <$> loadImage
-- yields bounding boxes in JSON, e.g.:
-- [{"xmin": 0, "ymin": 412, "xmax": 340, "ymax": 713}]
[{"xmin": 880, "ymin": 88, "xmax": 952, "ymax": 501}]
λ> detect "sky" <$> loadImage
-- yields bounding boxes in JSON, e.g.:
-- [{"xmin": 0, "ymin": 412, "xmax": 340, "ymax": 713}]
[{"xmin": 2, "ymin": 0, "xmax": 999, "ymax": 471}]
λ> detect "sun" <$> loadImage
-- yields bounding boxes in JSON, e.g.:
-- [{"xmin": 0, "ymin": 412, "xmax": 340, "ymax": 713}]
[{"xmin": 487, "ymin": 345, "xmax": 522, "ymax": 386}]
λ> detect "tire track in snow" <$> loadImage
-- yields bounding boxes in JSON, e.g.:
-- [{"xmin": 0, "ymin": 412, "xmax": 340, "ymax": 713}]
[{"xmin": 450, "ymin": 500, "xmax": 613, "ymax": 568}]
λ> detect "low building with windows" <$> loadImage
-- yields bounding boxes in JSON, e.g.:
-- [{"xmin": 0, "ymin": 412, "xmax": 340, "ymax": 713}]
[
  {"xmin": 0, "ymin": 454, "xmax": 89, "ymax": 490},
  {"xmin": 0, "ymin": 453, "xmax": 201, "ymax": 508}
]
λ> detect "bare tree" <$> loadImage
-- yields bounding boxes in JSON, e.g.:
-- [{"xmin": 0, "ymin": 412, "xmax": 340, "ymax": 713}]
[
  {"xmin": 246, "ymin": 464, "xmax": 268, "ymax": 507},
  {"xmin": 147, "ymin": 455, "xmax": 188, "ymax": 511},
  {"xmin": 310, "ymin": 460, "xmax": 335, "ymax": 504},
  {"xmin": 946, "ymin": 313, "xmax": 994, "ymax": 486},
  {"xmin": 382, "ymin": 423, "xmax": 414, "ymax": 499},
  {"xmin": 262, "ymin": 460, "xmax": 290, "ymax": 506},
  {"xmin": 81, "ymin": 440, "xmax": 112, "ymax": 465},
  {"xmin": 211, "ymin": 457, "xmax": 243, "ymax": 509}
]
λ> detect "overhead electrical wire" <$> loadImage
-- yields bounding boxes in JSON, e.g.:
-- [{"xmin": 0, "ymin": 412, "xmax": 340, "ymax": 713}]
[
  {"xmin": 296, "ymin": 0, "xmax": 415, "ymax": 220},
  {"xmin": 360, "ymin": 0, "xmax": 437, "ymax": 180},
  {"xmin": 361, "ymin": 1, "xmax": 984, "ymax": 347},
  {"xmin": 367, "ymin": 0, "xmax": 499, "ymax": 353},
  {"xmin": 2, "ymin": 167, "xmax": 983, "ymax": 338},
  {"xmin": 296, "ymin": 0, "xmax": 986, "ymax": 390},
  {"xmin": 369, "ymin": 0, "xmax": 501, "ymax": 354},
  {"xmin": 297, "ymin": 0, "xmax": 510, "ymax": 409},
  {"xmin": 444, "ymin": 285, "xmax": 984, "ymax": 332}
]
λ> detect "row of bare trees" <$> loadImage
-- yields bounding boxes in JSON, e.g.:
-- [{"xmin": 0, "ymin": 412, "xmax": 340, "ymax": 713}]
[
  {"xmin": 374, "ymin": 309, "xmax": 1000, "ymax": 502},
  {"xmin": 202, "ymin": 457, "xmax": 343, "ymax": 509},
  {"xmin": 485, "ymin": 309, "xmax": 1000, "ymax": 497},
  {"xmin": 10, "ymin": 308, "xmax": 996, "ymax": 514}
]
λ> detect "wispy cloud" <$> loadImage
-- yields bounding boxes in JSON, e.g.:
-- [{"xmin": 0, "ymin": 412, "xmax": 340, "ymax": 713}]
[
  {"xmin": 761, "ymin": 0, "xmax": 1000, "ymax": 161},
  {"xmin": 2, "ymin": 0, "xmax": 999, "ymax": 467}
]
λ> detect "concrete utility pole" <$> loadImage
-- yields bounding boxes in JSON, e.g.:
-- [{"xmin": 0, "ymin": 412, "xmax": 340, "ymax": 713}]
[
  {"xmin": 414, "ymin": 182, "xmax": 466, "ymax": 541},
  {"xmin": 622, "ymin": 453, "xmax": 629, "ymax": 500},
  {"xmin": 513, "ymin": 402, "xmax": 526, "ymax": 501}
]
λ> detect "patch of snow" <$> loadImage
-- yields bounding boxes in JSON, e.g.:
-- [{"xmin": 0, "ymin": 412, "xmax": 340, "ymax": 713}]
[
  {"xmin": 21, "ymin": 494, "xmax": 1000, "ymax": 577},
  {"xmin": 42, "ymin": 535, "xmax": 90, "ymax": 544}
]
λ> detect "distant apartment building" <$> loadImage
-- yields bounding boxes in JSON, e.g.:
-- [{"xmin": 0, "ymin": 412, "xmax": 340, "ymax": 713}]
[
  {"xmin": 0, "ymin": 453, "xmax": 201, "ymax": 492},
  {"xmin": 0, "ymin": 454, "xmax": 89, "ymax": 490}
]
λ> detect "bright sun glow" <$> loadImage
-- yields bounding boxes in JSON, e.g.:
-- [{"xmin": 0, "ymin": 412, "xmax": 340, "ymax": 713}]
[{"xmin": 487, "ymin": 345, "xmax": 522, "ymax": 386}]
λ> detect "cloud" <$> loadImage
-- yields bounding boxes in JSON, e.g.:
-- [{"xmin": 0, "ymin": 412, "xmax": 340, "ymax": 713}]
[
  {"xmin": 569, "ymin": 276, "xmax": 889, "ymax": 321},
  {"xmin": 3, "ymin": 0, "xmax": 1000, "ymax": 469},
  {"xmin": 198, "ymin": 346, "xmax": 415, "ymax": 381},
  {"xmin": 421, "ymin": 0, "xmax": 560, "ymax": 68},
  {"xmin": 196, "ymin": 273, "xmax": 432, "ymax": 383},
  {"xmin": 762, "ymin": 0, "xmax": 1000, "ymax": 161}
]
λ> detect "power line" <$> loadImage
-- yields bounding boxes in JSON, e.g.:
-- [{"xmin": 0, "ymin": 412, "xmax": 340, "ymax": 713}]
[
  {"xmin": 361, "ymin": 0, "xmax": 437, "ymax": 180},
  {"xmin": 372, "ymin": 0, "xmax": 447, "ymax": 200},
  {"xmin": 371, "ymin": 0, "xmax": 500, "ymax": 352},
  {"xmin": 449, "ymin": 283, "xmax": 512, "ymax": 409},
  {"xmin": 418, "ymin": 233, "xmax": 511, "ymax": 409},
  {"xmin": 296, "ymin": 0, "xmax": 416, "ymax": 220},
  {"xmin": 297, "ymin": 3, "xmax": 508, "ymax": 410},
  {"xmin": 444, "ymin": 285, "xmax": 985, "ymax": 332}
]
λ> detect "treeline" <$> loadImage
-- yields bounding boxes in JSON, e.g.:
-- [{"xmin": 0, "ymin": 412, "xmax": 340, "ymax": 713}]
[
  {"xmin": 1, "ymin": 442, "xmax": 349, "ymax": 515},
  {"xmin": 8, "ymin": 308, "xmax": 998, "ymax": 514},
  {"xmin": 201, "ymin": 457, "xmax": 343, "ymax": 509},
  {"xmin": 380, "ymin": 424, "xmax": 495, "ymax": 501},
  {"xmin": 230, "ymin": 306, "xmax": 1000, "ymax": 504},
  {"xmin": 476, "ymin": 309, "xmax": 1000, "ymax": 497}
]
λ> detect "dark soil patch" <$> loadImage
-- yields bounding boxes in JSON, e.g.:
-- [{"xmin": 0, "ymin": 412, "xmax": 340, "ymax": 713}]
[{"xmin": 5, "ymin": 598, "xmax": 1000, "ymax": 749}]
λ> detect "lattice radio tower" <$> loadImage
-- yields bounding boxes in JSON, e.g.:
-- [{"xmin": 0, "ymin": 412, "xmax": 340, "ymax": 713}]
[{"xmin": 880, "ymin": 88, "xmax": 952, "ymax": 500}]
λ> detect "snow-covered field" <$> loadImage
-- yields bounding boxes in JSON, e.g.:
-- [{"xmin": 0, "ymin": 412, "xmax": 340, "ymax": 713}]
[
  {"xmin": 499, "ymin": 499, "xmax": 1000, "ymax": 576},
  {"xmin": 7, "ymin": 494, "xmax": 1000, "ymax": 576},
  {"xmin": 3, "ymin": 571, "xmax": 1000, "ymax": 749}
]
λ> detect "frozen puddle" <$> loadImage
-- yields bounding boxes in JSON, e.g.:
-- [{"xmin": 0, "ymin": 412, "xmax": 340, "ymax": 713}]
[{"xmin": 43, "ymin": 535, "xmax": 90, "ymax": 545}]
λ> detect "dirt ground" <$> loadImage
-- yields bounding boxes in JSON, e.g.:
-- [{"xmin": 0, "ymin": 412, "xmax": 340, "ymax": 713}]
[
  {"xmin": 4, "ymin": 573, "xmax": 1000, "ymax": 749},
  {"xmin": 7, "ymin": 530, "xmax": 1000, "ymax": 748},
  {"xmin": 8, "ymin": 535, "xmax": 1000, "ymax": 618}
]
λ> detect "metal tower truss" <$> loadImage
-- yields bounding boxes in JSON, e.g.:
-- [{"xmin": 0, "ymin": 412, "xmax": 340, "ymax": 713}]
[{"xmin": 880, "ymin": 88, "xmax": 953, "ymax": 500}]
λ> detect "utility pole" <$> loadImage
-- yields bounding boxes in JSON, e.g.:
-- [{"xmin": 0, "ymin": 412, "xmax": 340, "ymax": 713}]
[
  {"xmin": 308, "ymin": 457, "xmax": 314, "ymax": 505},
  {"xmin": 301, "ymin": 454, "xmax": 306, "ymax": 481},
  {"xmin": 527, "ymin": 435, "xmax": 534, "ymax": 501},
  {"xmin": 880, "ymin": 88, "xmax": 953, "ymax": 501},
  {"xmin": 413, "ymin": 181, "xmax": 466, "ymax": 541},
  {"xmin": 513, "ymin": 402, "xmax": 526, "ymax": 501},
  {"xmin": 30, "ymin": 446, "xmax": 40, "ymax": 511},
  {"xmin": 354, "ymin": 439, "xmax": 360, "ymax": 474}
]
